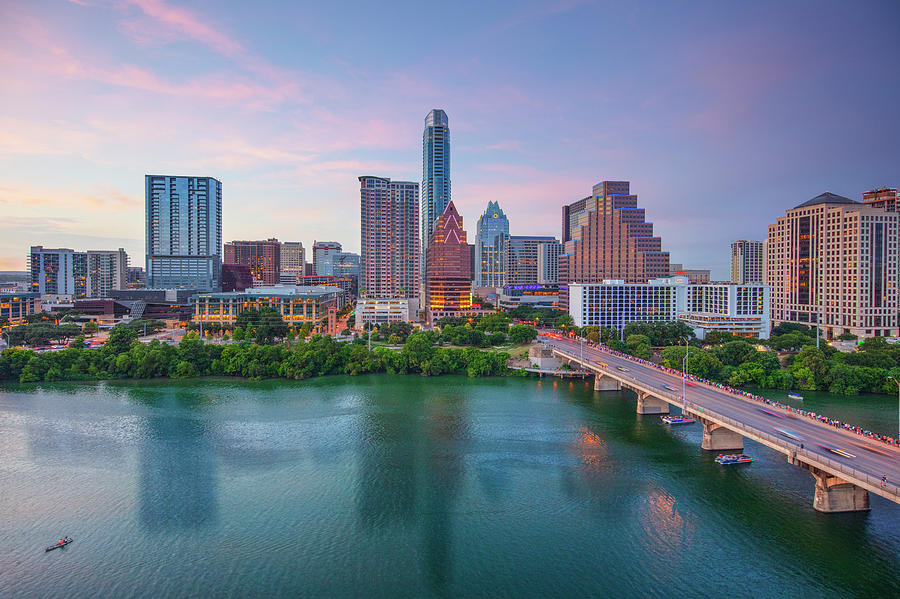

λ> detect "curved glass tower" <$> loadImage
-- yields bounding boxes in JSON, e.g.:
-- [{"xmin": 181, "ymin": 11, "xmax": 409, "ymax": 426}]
[{"xmin": 421, "ymin": 109, "xmax": 451, "ymax": 292}]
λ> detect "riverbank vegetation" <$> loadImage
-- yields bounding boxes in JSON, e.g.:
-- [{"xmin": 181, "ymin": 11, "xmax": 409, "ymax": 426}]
[{"xmin": 0, "ymin": 325, "xmax": 514, "ymax": 383}]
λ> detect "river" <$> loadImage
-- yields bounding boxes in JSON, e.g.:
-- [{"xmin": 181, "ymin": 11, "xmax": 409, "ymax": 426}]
[{"xmin": 1, "ymin": 376, "xmax": 898, "ymax": 598}]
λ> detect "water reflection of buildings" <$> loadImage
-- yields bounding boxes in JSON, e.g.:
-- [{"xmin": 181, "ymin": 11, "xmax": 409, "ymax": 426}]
[
  {"xmin": 356, "ymin": 390, "xmax": 468, "ymax": 594},
  {"xmin": 139, "ymin": 411, "xmax": 217, "ymax": 530}
]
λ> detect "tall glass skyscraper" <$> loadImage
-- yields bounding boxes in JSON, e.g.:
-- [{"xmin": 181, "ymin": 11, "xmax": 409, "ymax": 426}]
[
  {"xmin": 474, "ymin": 201, "xmax": 509, "ymax": 287},
  {"xmin": 145, "ymin": 175, "xmax": 222, "ymax": 290},
  {"xmin": 421, "ymin": 109, "xmax": 450, "ymax": 293}
]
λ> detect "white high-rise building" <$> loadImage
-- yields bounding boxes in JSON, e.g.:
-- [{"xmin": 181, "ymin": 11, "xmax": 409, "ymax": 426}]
[
  {"xmin": 767, "ymin": 192, "xmax": 899, "ymax": 339},
  {"xmin": 731, "ymin": 240, "xmax": 764, "ymax": 284}
]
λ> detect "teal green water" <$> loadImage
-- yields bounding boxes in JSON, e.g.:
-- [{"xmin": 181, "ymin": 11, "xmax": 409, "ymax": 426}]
[{"xmin": 1, "ymin": 376, "xmax": 898, "ymax": 598}]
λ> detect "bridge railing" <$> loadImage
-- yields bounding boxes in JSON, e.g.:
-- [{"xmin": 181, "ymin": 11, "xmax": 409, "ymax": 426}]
[{"xmin": 554, "ymin": 347, "xmax": 900, "ymax": 499}]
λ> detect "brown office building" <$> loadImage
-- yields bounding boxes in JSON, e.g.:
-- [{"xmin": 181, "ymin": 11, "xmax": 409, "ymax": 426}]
[
  {"xmin": 223, "ymin": 238, "xmax": 281, "ymax": 286},
  {"xmin": 426, "ymin": 201, "xmax": 472, "ymax": 312},
  {"xmin": 560, "ymin": 181, "xmax": 670, "ymax": 309}
]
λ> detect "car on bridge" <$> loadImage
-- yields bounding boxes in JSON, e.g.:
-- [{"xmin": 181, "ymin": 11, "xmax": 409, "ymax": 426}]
[
  {"xmin": 815, "ymin": 443, "xmax": 856, "ymax": 459},
  {"xmin": 775, "ymin": 428, "xmax": 804, "ymax": 441},
  {"xmin": 616, "ymin": 366, "xmax": 628, "ymax": 372},
  {"xmin": 663, "ymin": 384, "xmax": 677, "ymax": 392},
  {"xmin": 759, "ymin": 408, "xmax": 785, "ymax": 419},
  {"xmin": 596, "ymin": 361, "xmax": 607, "ymax": 367}
]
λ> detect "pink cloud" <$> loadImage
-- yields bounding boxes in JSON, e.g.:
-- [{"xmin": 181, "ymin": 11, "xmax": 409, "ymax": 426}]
[{"xmin": 120, "ymin": 0, "xmax": 243, "ymax": 57}]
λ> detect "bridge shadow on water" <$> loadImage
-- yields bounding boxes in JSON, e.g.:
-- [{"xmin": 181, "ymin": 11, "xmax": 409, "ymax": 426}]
[{"xmin": 560, "ymin": 380, "xmax": 900, "ymax": 597}]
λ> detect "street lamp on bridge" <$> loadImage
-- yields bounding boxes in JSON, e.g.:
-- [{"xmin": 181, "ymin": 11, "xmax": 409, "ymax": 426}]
[{"xmin": 681, "ymin": 336, "xmax": 690, "ymax": 412}]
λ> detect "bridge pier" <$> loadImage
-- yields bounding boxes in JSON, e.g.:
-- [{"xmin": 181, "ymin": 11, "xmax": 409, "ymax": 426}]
[
  {"xmin": 699, "ymin": 418, "xmax": 743, "ymax": 451},
  {"xmin": 800, "ymin": 464, "xmax": 871, "ymax": 513},
  {"xmin": 636, "ymin": 392, "xmax": 669, "ymax": 415},
  {"xmin": 594, "ymin": 374, "xmax": 621, "ymax": 391}
]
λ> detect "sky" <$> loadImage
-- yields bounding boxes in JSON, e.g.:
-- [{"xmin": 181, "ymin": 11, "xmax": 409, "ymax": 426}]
[{"xmin": 1, "ymin": 0, "xmax": 899, "ymax": 279}]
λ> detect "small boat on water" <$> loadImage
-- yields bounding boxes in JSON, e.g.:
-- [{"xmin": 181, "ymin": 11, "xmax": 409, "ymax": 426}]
[
  {"xmin": 45, "ymin": 537, "xmax": 72, "ymax": 552},
  {"xmin": 788, "ymin": 392, "xmax": 804, "ymax": 400},
  {"xmin": 661, "ymin": 415, "xmax": 696, "ymax": 425},
  {"xmin": 715, "ymin": 454, "xmax": 753, "ymax": 465}
]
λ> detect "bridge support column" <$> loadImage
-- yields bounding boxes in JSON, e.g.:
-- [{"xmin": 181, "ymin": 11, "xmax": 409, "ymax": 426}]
[
  {"xmin": 699, "ymin": 419, "xmax": 743, "ymax": 451},
  {"xmin": 636, "ymin": 392, "xmax": 669, "ymax": 415},
  {"xmin": 594, "ymin": 374, "xmax": 621, "ymax": 391},
  {"xmin": 802, "ymin": 465, "xmax": 871, "ymax": 513}
]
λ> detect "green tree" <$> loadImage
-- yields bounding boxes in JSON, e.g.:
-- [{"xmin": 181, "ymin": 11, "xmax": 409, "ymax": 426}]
[{"xmin": 509, "ymin": 324, "xmax": 537, "ymax": 345}]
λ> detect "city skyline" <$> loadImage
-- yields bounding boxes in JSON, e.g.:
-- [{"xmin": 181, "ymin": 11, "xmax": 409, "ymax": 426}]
[{"xmin": 2, "ymin": 1, "xmax": 899, "ymax": 278}]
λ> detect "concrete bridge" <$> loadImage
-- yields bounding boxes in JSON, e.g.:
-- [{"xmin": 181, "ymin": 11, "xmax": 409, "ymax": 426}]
[{"xmin": 545, "ymin": 335, "xmax": 900, "ymax": 513}]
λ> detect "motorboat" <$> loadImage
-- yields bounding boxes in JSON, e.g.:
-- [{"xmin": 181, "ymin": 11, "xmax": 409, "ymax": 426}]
[
  {"xmin": 661, "ymin": 415, "xmax": 696, "ymax": 425},
  {"xmin": 715, "ymin": 454, "xmax": 753, "ymax": 465}
]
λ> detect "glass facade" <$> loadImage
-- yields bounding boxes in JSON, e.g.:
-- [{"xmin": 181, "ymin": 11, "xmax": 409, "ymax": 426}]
[
  {"xmin": 421, "ymin": 109, "xmax": 451, "ymax": 292},
  {"xmin": 145, "ymin": 175, "xmax": 222, "ymax": 291},
  {"xmin": 474, "ymin": 201, "xmax": 509, "ymax": 287}
]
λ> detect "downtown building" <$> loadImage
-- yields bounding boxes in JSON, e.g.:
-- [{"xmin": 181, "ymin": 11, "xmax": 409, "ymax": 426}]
[
  {"xmin": 473, "ymin": 201, "xmax": 509, "ymax": 287},
  {"xmin": 86, "ymin": 249, "xmax": 128, "ymax": 298},
  {"xmin": 730, "ymin": 240, "xmax": 765, "ymax": 284},
  {"xmin": 279, "ymin": 241, "xmax": 305, "ymax": 284},
  {"xmin": 30, "ymin": 246, "xmax": 128, "ymax": 299},
  {"xmin": 421, "ymin": 109, "xmax": 451, "ymax": 296},
  {"xmin": 29, "ymin": 246, "xmax": 86, "ymax": 297},
  {"xmin": 224, "ymin": 238, "xmax": 281, "ymax": 286},
  {"xmin": 560, "ymin": 181, "xmax": 669, "ymax": 309},
  {"xmin": 568, "ymin": 276, "xmax": 770, "ymax": 340},
  {"xmin": 862, "ymin": 187, "xmax": 899, "ymax": 213},
  {"xmin": 766, "ymin": 192, "xmax": 899, "ymax": 339},
  {"xmin": 505, "ymin": 235, "xmax": 560, "ymax": 286},
  {"xmin": 312, "ymin": 241, "xmax": 342, "ymax": 276},
  {"xmin": 145, "ymin": 175, "xmax": 222, "ymax": 291},
  {"xmin": 359, "ymin": 176, "xmax": 420, "ymax": 303},
  {"xmin": 425, "ymin": 201, "xmax": 472, "ymax": 320}
]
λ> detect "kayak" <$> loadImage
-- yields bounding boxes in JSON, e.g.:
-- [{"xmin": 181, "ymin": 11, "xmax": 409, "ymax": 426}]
[{"xmin": 45, "ymin": 537, "xmax": 73, "ymax": 552}]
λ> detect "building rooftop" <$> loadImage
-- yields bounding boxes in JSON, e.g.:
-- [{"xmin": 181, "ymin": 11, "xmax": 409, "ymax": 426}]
[
  {"xmin": 794, "ymin": 192, "xmax": 858, "ymax": 209},
  {"xmin": 192, "ymin": 285, "xmax": 344, "ymax": 299}
]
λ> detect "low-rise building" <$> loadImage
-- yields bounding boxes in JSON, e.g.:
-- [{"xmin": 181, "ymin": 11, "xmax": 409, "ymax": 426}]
[
  {"xmin": 355, "ymin": 298, "xmax": 417, "ymax": 329},
  {"xmin": 0, "ymin": 292, "xmax": 42, "ymax": 326},
  {"xmin": 498, "ymin": 284, "xmax": 559, "ymax": 310},
  {"xmin": 567, "ymin": 276, "xmax": 770, "ymax": 339},
  {"xmin": 191, "ymin": 285, "xmax": 344, "ymax": 326}
]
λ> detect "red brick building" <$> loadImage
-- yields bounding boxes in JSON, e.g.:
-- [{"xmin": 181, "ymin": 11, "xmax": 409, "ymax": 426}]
[{"xmin": 223, "ymin": 239, "xmax": 281, "ymax": 286}]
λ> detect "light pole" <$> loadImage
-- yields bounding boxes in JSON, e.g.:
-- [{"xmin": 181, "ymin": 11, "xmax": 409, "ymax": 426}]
[
  {"xmin": 888, "ymin": 376, "xmax": 900, "ymax": 439},
  {"xmin": 682, "ymin": 336, "xmax": 690, "ymax": 411}
]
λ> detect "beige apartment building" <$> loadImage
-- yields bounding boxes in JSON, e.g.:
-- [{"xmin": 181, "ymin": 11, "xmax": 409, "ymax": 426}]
[{"xmin": 767, "ymin": 192, "xmax": 899, "ymax": 339}]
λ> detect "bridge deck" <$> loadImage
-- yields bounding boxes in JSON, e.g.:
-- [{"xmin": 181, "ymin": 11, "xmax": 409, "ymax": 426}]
[{"xmin": 546, "ymin": 336, "xmax": 900, "ymax": 506}]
